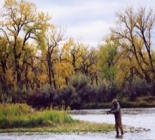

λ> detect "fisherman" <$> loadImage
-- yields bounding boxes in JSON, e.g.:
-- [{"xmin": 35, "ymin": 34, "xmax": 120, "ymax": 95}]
[{"xmin": 107, "ymin": 99, "xmax": 123, "ymax": 138}]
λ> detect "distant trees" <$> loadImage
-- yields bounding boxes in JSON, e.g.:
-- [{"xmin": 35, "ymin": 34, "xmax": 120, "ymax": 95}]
[
  {"xmin": 0, "ymin": 0, "xmax": 51, "ymax": 102},
  {"xmin": 111, "ymin": 7, "xmax": 155, "ymax": 83},
  {"xmin": 41, "ymin": 26, "xmax": 63, "ymax": 89},
  {"xmin": 98, "ymin": 41, "xmax": 118, "ymax": 87},
  {"xmin": 1, "ymin": 0, "xmax": 50, "ymax": 89},
  {"xmin": 0, "ymin": 1, "xmax": 155, "ymax": 108}
]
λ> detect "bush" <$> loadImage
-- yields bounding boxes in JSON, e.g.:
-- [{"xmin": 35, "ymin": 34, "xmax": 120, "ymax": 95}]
[{"xmin": 27, "ymin": 88, "xmax": 55, "ymax": 109}]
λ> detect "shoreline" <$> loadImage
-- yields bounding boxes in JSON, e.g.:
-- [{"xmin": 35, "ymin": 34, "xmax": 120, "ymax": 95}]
[{"xmin": 0, "ymin": 121, "xmax": 114, "ymax": 133}]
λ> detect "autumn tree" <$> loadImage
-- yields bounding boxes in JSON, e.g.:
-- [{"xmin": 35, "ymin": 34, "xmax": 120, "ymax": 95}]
[
  {"xmin": 111, "ymin": 7, "xmax": 155, "ymax": 83},
  {"xmin": 0, "ymin": 36, "xmax": 11, "ymax": 101},
  {"xmin": 79, "ymin": 47, "xmax": 98, "ymax": 85},
  {"xmin": 37, "ymin": 26, "xmax": 64, "ymax": 89},
  {"xmin": 0, "ymin": 0, "xmax": 50, "ymax": 90},
  {"xmin": 55, "ymin": 38, "xmax": 75, "ymax": 87},
  {"xmin": 70, "ymin": 41, "xmax": 82, "ymax": 72},
  {"xmin": 98, "ymin": 39, "xmax": 120, "ymax": 89}
]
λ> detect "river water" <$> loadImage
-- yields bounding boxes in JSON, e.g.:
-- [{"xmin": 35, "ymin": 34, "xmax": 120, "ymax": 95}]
[{"xmin": 0, "ymin": 108, "xmax": 155, "ymax": 140}]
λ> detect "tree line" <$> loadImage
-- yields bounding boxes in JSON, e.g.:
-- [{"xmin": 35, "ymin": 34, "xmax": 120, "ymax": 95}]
[{"xmin": 0, "ymin": 0, "xmax": 155, "ymax": 109}]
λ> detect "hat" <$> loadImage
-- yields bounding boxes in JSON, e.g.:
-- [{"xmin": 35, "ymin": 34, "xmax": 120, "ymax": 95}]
[{"xmin": 112, "ymin": 98, "xmax": 117, "ymax": 103}]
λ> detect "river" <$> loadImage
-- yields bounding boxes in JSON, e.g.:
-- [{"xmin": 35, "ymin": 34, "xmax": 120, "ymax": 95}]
[{"xmin": 0, "ymin": 108, "xmax": 155, "ymax": 140}]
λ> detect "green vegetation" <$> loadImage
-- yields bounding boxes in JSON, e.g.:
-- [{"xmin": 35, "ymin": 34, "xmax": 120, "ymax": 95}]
[
  {"xmin": 0, "ymin": 104, "xmax": 114, "ymax": 133},
  {"xmin": 0, "ymin": 104, "xmax": 73, "ymax": 129},
  {"xmin": 0, "ymin": 122, "xmax": 114, "ymax": 133}
]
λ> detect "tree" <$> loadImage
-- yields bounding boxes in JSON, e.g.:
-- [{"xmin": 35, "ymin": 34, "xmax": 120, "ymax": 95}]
[
  {"xmin": 0, "ymin": 0, "xmax": 50, "ymax": 90},
  {"xmin": 0, "ymin": 36, "xmax": 11, "ymax": 101},
  {"xmin": 39, "ymin": 26, "xmax": 64, "ymax": 89},
  {"xmin": 79, "ymin": 47, "xmax": 98, "ymax": 85},
  {"xmin": 111, "ymin": 7, "xmax": 155, "ymax": 83},
  {"xmin": 98, "ymin": 41, "xmax": 118, "ymax": 86},
  {"xmin": 55, "ymin": 39, "xmax": 75, "ymax": 87}
]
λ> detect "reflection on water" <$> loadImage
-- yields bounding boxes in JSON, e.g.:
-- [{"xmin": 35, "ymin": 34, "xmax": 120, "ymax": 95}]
[{"xmin": 0, "ymin": 108, "xmax": 155, "ymax": 140}]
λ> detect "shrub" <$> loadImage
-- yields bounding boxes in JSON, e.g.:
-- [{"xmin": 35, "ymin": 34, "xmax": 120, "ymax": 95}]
[{"xmin": 27, "ymin": 88, "xmax": 55, "ymax": 109}]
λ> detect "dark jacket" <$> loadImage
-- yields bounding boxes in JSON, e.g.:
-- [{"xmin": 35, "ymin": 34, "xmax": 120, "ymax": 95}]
[{"xmin": 110, "ymin": 101, "xmax": 121, "ymax": 119}]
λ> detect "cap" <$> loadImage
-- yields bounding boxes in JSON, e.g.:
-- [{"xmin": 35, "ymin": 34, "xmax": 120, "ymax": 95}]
[{"xmin": 112, "ymin": 98, "xmax": 117, "ymax": 103}]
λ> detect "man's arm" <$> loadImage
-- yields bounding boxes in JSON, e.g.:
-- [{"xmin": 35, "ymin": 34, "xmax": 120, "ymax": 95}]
[
  {"xmin": 106, "ymin": 105, "xmax": 115, "ymax": 114},
  {"xmin": 106, "ymin": 110, "xmax": 112, "ymax": 114}
]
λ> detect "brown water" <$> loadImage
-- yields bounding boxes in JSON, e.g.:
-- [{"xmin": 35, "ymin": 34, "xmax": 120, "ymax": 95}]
[{"xmin": 0, "ymin": 108, "xmax": 155, "ymax": 140}]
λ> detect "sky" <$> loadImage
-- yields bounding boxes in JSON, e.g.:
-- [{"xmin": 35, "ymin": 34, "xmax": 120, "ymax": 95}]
[{"xmin": 0, "ymin": 0, "xmax": 155, "ymax": 47}]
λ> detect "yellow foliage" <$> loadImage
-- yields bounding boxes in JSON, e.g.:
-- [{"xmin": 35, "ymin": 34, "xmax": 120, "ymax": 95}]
[
  {"xmin": 38, "ymin": 73, "xmax": 48, "ymax": 83},
  {"xmin": 4, "ymin": 0, "xmax": 17, "ymax": 7},
  {"xmin": 90, "ymin": 64, "xmax": 98, "ymax": 73},
  {"xmin": 55, "ymin": 61, "xmax": 74, "ymax": 78},
  {"xmin": 5, "ymin": 69, "xmax": 14, "ymax": 83},
  {"xmin": 56, "ymin": 77, "xmax": 66, "ymax": 89},
  {"xmin": 27, "ymin": 70, "xmax": 34, "ymax": 80}
]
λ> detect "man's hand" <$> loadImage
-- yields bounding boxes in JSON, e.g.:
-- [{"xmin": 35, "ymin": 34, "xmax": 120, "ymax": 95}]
[{"xmin": 106, "ymin": 111, "xmax": 111, "ymax": 114}]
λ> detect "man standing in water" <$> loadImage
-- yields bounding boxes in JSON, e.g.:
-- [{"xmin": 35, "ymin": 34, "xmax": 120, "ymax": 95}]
[{"xmin": 107, "ymin": 99, "xmax": 124, "ymax": 138}]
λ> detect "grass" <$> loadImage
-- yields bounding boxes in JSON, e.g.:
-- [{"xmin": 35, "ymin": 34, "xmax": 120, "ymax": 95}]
[
  {"xmin": 0, "ymin": 104, "xmax": 114, "ymax": 133},
  {"xmin": 0, "ymin": 104, "xmax": 73, "ymax": 128},
  {"xmin": 0, "ymin": 122, "xmax": 114, "ymax": 133}
]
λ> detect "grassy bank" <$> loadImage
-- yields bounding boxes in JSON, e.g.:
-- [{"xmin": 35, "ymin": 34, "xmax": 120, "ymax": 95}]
[
  {"xmin": 0, "ymin": 104, "xmax": 114, "ymax": 133},
  {"xmin": 0, "ymin": 122, "xmax": 114, "ymax": 133},
  {"xmin": 83, "ymin": 96, "xmax": 155, "ymax": 109}
]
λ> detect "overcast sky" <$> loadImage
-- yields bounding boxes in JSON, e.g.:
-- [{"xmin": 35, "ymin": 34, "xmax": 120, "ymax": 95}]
[{"xmin": 1, "ymin": 0, "xmax": 155, "ymax": 47}]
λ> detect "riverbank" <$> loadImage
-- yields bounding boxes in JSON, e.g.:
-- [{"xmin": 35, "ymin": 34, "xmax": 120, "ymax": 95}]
[
  {"xmin": 0, "ymin": 122, "xmax": 114, "ymax": 133},
  {"xmin": 0, "ymin": 104, "xmax": 114, "ymax": 133},
  {"xmin": 83, "ymin": 96, "xmax": 155, "ymax": 109}
]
